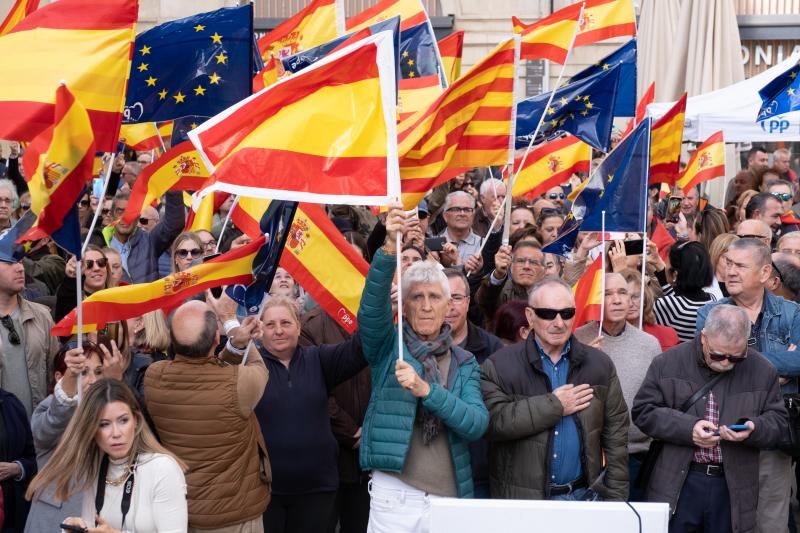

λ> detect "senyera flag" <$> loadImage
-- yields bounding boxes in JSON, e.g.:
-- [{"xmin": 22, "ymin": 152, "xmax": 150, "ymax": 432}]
[
  {"xmin": 190, "ymin": 31, "xmax": 400, "ymax": 206},
  {"xmin": 649, "ymin": 93, "xmax": 686, "ymax": 185},
  {"xmin": 0, "ymin": 0, "xmax": 39, "ymax": 36},
  {"xmin": 52, "ymin": 236, "xmax": 267, "ymax": 336},
  {"xmin": 0, "ymin": 0, "xmax": 137, "ymax": 152},
  {"xmin": 572, "ymin": 254, "xmax": 603, "ymax": 330},
  {"xmin": 512, "ymin": 3, "xmax": 581, "ymax": 63},
  {"xmin": 510, "ymin": 135, "xmax": 591, "ymax": 200},
  {"xmin": 676, "ymin": 131, "xmax": 725, "ymax": 192}
]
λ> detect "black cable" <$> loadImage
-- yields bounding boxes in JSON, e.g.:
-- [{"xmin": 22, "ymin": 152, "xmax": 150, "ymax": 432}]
[{"xmin": 625, "ymin": 500, "xmax": 643, "ymax": 533}]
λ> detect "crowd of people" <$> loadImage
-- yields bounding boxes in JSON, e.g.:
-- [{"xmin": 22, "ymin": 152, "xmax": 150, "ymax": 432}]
[{"xmin": 0, "ymin": 142, "xmax": 799, "ymax": 533}]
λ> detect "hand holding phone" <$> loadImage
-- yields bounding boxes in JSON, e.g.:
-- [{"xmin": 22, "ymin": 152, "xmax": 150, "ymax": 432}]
[
  {"xmin": 713, "ymin": 423, "xmax": 750, "ymax": 436},
  {"xmin": 60, "ymin": 523, "xmax": 88, "ymax": 533},
  {"xmin": 666, "ymin": 196, "xmax": 682, "ymax": 223}
]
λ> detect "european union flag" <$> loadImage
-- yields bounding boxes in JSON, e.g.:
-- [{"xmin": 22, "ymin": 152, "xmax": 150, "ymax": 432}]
[
  {"xmin": 124, "ymin": 5, "xmax": 252, "ymax": 124},
  {"xmin": 399, "ymin": 22, "xmax": 440, "ymax": 80},
  {"xmin": 757, "ymin": 61, "xmax": 800, "ymax": 122},
  {"xmin": 570, "ymin": 39, "xmax": 636, "ymax": 117},
  {"xmin": 171, "ymin": 115, "xmax": 210, "ymax": 146},
  {"xmin": 0, "ymin": 211, "xmax": 36, "ymax": 262},
  {"xmin": 516, "ymin": 63, "xmax": 621, "ymax": 152}
]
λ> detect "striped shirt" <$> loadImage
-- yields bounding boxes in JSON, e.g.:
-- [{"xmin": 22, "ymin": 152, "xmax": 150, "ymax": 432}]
[{"xmin": 654, "ymin": 286, "xmax": 717, "ymax": 342}]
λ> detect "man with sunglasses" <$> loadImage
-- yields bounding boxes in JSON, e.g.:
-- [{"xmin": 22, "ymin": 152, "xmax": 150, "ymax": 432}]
[
  {"xmin": 633, "ymin": 304, "xmax": 787, "ymax": 533},
  {"xmin": 481, "ymin": 277, "xmax": 629, "ymax": 501},
  {"xmin": 766, "ymin": 180, "xmax": 800, "ymax": 235},
  {"xmin": 746, "ymin": 192, "xmax": 784, "ymax": 246},
  {"xmin": 542, "ymin": 185, "xmax": 567, "ymax": 213},
  {"xmin": 697, "ymin": 238, "xmax": 800, "ymax": 533}
]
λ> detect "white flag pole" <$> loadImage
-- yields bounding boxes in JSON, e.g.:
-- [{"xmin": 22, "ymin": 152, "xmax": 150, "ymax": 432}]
[
  {"xmin": 396, "ymin": 231, "xmax": 404, "ymax": 362},
  {"xmin": 598, "ymin": 210, "xmax": 606, "ymax": 338}
]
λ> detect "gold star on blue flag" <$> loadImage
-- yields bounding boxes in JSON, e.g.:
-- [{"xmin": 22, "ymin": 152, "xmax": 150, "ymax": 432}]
[{"xmin": 757, "ymin": 62, "xmax": 800, "ymax": 121}]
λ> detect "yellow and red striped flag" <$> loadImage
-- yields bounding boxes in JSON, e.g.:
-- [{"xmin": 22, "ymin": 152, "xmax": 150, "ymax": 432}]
[
  {"xmin": 649, "ymin": 93, "xmax": 686, "ymax": 185},
  {"xmin": 191, "ymin": 33, "xmax": 400, "ymax": 206},
  {"xmin": 0, "ymin": 0, "xmax": 137, "ymax": 152},
  {"xmin": 121, "ymin": 141, "xmax": 210, "ymax": 225},
  {"xmin": 397, "ymin": 38, "xmax": 516, "ymax": 208},
  {"xmin": 19, "ymin": 84, "xmax": 94, "ymax": 248},
  {"xmin": 621, "ymin": 81, "xmax": 654, "ymax": 139},
  {"xmin": 572, "ymin": 254, "xmax": 603, "ymax": 330},
  {"xmin": 676, "ymin": 131, "xmax": 725, "ymax": 192},
  {"xmin": 52, "ymin": 236, "xmax": 266, "ymax": 336},
  {"xmin": 512, "ymin": 3, "xmax": 582, "ymax": 63},
  {"xmin": 185, "ymin": 191, "xmax": 229, "ymax": 233},
  {"xmin": 0, "ymin": 0, "xmax": 38, "ymax": 36},
  {"xmin": 120, "ymin": 123, "xmax": 161, "ymax": 151},
  {"xmin": 510, "ymin": 135, "xmax": 591, "ymax": 200},
  {"xmin": 398, "ymin": 75, "xmax": 443, "ymax": 121},
  {"xmin": 438, "ymin": 30, "xmax": 464, "ymax": 86},
  {"xmin": 346, "ymin": 0, "xmax": 427, "ymax": 32},
  {"xmin": 574, "ymin": 0, "xmax": 636, "ymax": 47}
]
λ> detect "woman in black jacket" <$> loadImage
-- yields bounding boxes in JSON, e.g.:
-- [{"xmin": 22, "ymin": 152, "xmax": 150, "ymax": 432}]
[{"xmin": 0, "ymin": 389, "xmax": 36, "ymax": 533}]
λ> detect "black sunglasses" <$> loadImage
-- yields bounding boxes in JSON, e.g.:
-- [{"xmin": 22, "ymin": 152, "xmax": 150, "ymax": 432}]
[
  {"xmin": 139, "ymin": 217, "xmax": 154, "ymax": 225},
  {"xmin": 772, "ymin": 192, "xmax": 793, "ymax": 202},
  {"xmin": 529, "ymin": 306, "xmax": 576, "ymax": 320},
  {"xmin": 0, "ymin": 315, "xmax": 20, "ymax": 345},
  {"xmin": 547, "ymin": 192, "xmax": 566, "ymax": 200},
  {"xmin": 176, "ymin": 248, "xmax": 202, "ymax": 259},
  {"xmin": 20, "ymin": 204, "xmax": 30, "ymax": 210},
  {"xmin": 85, "ymin": 258, "xmax": 108, "ymax": 269},
  {"xmin": 708, "ymin": 351, "xmax": 747, "ymax": 364},
  {"xmin": 79, "ymin": 199, "xmax": 90, "ymax": 208},
  {"xmin": 101, "ymin": 208, "xmax": 110, "ymax": 215}
]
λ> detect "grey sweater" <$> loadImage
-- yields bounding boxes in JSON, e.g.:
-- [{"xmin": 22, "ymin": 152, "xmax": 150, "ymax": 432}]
[{"xmin": 574, "ymin": 322, "xmax": 662, "ymax": 454}]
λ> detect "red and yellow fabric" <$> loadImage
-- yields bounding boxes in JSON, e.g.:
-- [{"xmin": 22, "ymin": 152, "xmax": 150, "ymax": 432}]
[
  {"xmin": 649, "ymin": 93, "xmax": 686, "ymax": 186},
  {"xmin": 676, "ymin": 131, "xmax": 725, "ymax": 192},
  {"xmin": 651, "ymin": 219, "xmax": 675, "ymax": 262},
  {"xmin": 121, "ymin": 141, "xmax": 211, "ymax": 225},
  {"xmin": 621, "ymin": 81, "xmax": 654, "ymax": 139},
  {"xmin": 0, "ymin": 0, "xmax": 137, "ymax": 152},
  {"xmin": 397, "ymin": 38, "xmax": 516, "ymax": 209},
  {"xmin": 574, "ymin": 0, "xmax": 636, "ymax": 47},
  {"xmin": 52, "ymin": 236, "xmax": 265, "ymax": 336},
  {"xmin": 438, "ymin": 30, "xmax": 463, "ymax": 86},
  {"xmin": 398, "ymin": 75, "xmax": 443, "ymax": 121},
  {"xmin": 185, "ymin": 191, "xmax": 229, "ymax": 233},
  {"xmin": 120, "ymin": 123, "xmax": 161, "ymax": 151},
  {"xmin": 572, "ymin": 254, "xmax": 603, "ymax": 330},
  {"xmin": 0, "ymin": 0, "xmax": 38, "ymax": 36},
  {"xmin": 346, "ymin": 0, "xmax": 427, "ymax": 32},
  {"xmin": 191, "ymin": 34, "xmax": 399, "ymax": 206},
  {"xmin": 19, "ymin": 85, "xmax": 94, "ymax": 243},
  {"xmin": 512, "ymin": 3, "xmax": 581, "ymax": 63},
  {"xmin": 510, "ymin": 135, "xmax": 591, "ymax": 200}
]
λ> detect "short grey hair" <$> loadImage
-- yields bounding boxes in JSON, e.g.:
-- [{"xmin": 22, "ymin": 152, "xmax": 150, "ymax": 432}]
[
  {"xmin": 443, "ymin": 190, "xmax": 476, "ymax": 212},
  {"xmin": 729, "ymin": 237, "xmax": 771, "ymax": 267},
  {"xmin": 479, "ymin": 178, "xmax": 505, "ymax": 197},
  {"xmin": 0, "ymin": 179, "xmax": 18, "ymax": 207},
  {"xmin": 703, "ymin": 304, "xmax": 751, "ymax": 345},
  {"xmin": 401, "ymin": 260, "xmax": 450, "ymax": 301},
  {"xmin": 774, "ymin": 147, "xmax": 791, "ymax": 159},
  {"xmin": 527, "ymin": 276, "xmax": 574, "ymax": 307}
]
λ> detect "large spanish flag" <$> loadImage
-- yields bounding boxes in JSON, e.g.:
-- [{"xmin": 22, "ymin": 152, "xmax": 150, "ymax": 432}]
[
  {"xmin": 19, "ymin": 85, "xmax": 94, "ymax": 245},
  {"xmin": 511, "ymin": 135, "xmax": 591, "ymax": 199},
  {"xmin": 676, "ymin": 131, "xmax": 725, "ymax": 192},
  {"xmin": 438, "ymin": 30, "xmax": 464, "ymax": 86},
  {"xmin": 0, "ymin": 0, "xmax": 137, "ymax": 152},
  {"xmin": 649, "ymin": 93, "xmax": 686, "ymax": 185},
  {"xmin": 52, "ymin": 236, "xmax": 265, "ymax": 336},
  {"xmin": 346, "ymin": 0, "xmax": 427, "ymax": 32},
  {"xmin": 512, "ymin": 3, "xmax": 581, "ymax": 63},
  {"xmin": 185, "ymin": 191, "xmax": 229, "ymax": 233},
  {"xmin": 572, "ymin": 254, "xmax": 603, "ymax": 330},
  {"xmin": 397, "ymin": 37, "xmax": 516, "ymax": 208},
  {"xmin": 0, "ymin": 0, "xmax": 38, "ymax": 36},
  {"xmin": 190, "ymin": 32, "xmax": 400, "ymax": 206},
  {"xmin": 574, "ymin": 0, "xmax": 636, "ymax": 47},
  {"xmin": 121, "ymin": 141, "xmax": 210, "ymax": 225}
]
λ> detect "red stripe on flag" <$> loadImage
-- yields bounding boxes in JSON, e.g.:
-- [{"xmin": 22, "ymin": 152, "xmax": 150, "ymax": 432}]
[
  {"xmin": 11, "ymin": 0, "xmax": 137, "ymax": 32},
  {"xmin": 680, "ymin": 165, "xmax": 726, "ymax": 193},
  {"xmin": 519, "ymin": 162, "xmax": 591, "ymax": 201},
  {"xmin": 519, "ymin": 42, "xmax": 569, "ymax": 64},
  {"xmin": 574, "ymin": 23, "xmax": 637, "ymax": 47}
]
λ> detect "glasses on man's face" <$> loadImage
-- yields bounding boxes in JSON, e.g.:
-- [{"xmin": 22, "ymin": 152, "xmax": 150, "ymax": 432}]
[
  {"xmin": 176, "ymin": 248, "xmax": 202, "ymax": 259},
  {"xmin": 445, "ymin": 206, "xmax": 474, "ymax": 214},
  {"xmin": 201, "ymin": 239, "xmax": 217, "ymax": 250},
  {"xmin": 0, "ymin": 197, "xmax": 13, "ymax": 206},
  {"xmin": 772, "ymin": 192, "xmax": 793, "ymax": 202},
  {"xmin": 84, "ymin": 258, "xmax": 108, "ymax": 270},
  {"xmin": 528, "ymin": 306, "xmax": 576, "ymax": 320},
  {"xmin": 139, "ymin": 217, "xmax": 154, "ymax": 226},
  {"xmin": 0, "ymin": 315, "xmax": 20, "ymax": 345},
  {"xmin": 547, "ymin": 192, "xmax": 566, "ymax": 200},
  {"xmin": 450, "ymin": 294, "xmax": 469, "ymax": 304},
  {"xmin": 512, "ymin": 257, "xmax": 543, "ymax": 267},
  {"xmin": 707, "ymin": 350, "xmax": 747, "ymax": 364}
]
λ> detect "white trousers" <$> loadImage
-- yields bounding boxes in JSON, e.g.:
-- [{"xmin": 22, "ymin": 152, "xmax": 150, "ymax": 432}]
[{"xmin": 367, "ymin": 471, "xmax": 445, "ymax": 533}]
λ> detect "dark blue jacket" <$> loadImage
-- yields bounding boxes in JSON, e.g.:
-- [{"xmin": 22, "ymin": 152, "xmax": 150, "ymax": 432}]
[
  {"xmin": 254, "ymin": 334, "xmax": 366, "ymax": 495},
  {"xmin": 0, "ymin": 390, "xmax": 36, "ymax": 533}
]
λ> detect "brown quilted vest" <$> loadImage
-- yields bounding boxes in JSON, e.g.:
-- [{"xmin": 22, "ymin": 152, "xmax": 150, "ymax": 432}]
[{"xmin": 144, "ymin": 357, "xmax": 271, "ymax": 529}]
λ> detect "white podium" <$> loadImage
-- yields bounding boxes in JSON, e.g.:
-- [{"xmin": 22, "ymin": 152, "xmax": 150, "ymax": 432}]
[{"xmin": 430, "ymin": 498, "xmax": 669, "ymax": 533}]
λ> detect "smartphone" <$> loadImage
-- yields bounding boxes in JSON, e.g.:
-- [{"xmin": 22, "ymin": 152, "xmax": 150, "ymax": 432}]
[
  {"xmin": 666, "ymin": 196, "xmax": 682, "ymax": 222},
  {"xmin": 60, "ymin": 524, "xmax": 88, "ymax": 533},
  {"xmin": 425, "ymin": 236, "xmax": 446, "ymax": 252},
  {"xmin": 623, "ymin": 239, "xmax": 645, "ymax": 256},
  {"xmin": 712, "ymin": 424, "xmax": 750, "ymax": 436}
]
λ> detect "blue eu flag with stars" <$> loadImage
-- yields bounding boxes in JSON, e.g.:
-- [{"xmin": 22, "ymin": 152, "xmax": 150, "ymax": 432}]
[
  {"xmin": 399, "ymin": 22, "xmax": 440, "ymax": 80},
  {"xmin": 570, "ymin": 39, "xmax": 636, "ymax": 118},
  {"xmin": 516, "ymin": 63, "xmax": 621, "ymax": 152},
  {"xmin": 124, "ymin": 5, "xmax": 252, "ymax": 124},
  {"xmin": 757, "ymin": 61, "xmax": 800, "ymax": 122}
]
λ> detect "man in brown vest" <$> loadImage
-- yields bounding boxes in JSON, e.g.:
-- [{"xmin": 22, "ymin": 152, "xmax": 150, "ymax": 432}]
[{"xmin": 145, "ymin": 299, "xmax": 270, "ymax": 532}]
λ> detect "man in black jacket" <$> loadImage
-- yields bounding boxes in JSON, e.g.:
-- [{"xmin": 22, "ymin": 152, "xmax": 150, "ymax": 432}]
[{"xmin": 633, "ymin": 304, "xmax": 787, "ymax": 533}]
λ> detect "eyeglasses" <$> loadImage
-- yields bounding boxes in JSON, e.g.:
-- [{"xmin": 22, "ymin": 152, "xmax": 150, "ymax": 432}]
[
  {"xmin": 445, "ymin": 206, "xmax": 474, "ymax": 214},
  {"xmin": 512, "ymin": 257, "xmax": 544, "ymax": 267},
  {"xmin": 79, "ymin": 199, "xmax": 90, "ymax": 208},
  {"xmin": 101, "ymin": 208, "xmax": 110, "ymax": 216},
  {"xmin": 529, "ymin": 306, "xmax": 576, "ymax": 320},
  {"xmin": 20, "ymin": 204, "xmax": 30, "ymax": 211},
  {"xmin": 772, "ymin": 192, "xmax": 793, "ymax": 202},
  {"xmin": 84, "ymin": 258, "xmax": 108, "ymax": 269},
  {"xmin": 547, "ymin": 193, "xmax": 566, "ymax": 200},
  {"xmin": 0, "ymin": 315, "xmax": 20, "ymax": 345},
  {"xmin": 707, "ymin": 350, "xmax": 747, "ymax": 364},
  {"xmin": 139, "ymin": 217, "xmax": 154, "ymax": 225},
  {"xmin": 451, "ymin": 294, "xmax": 469, "ymax": 304},
  {"xmin": 0, "ymin": 198, "xmax": 13, "ymax": 206},
  {"xmin": 176, "ymin": 248, "xmax": 202, "ymax": 259},
  {"xmin": 418, "ymin": 211, "xmax": 429, "ymax": 220},
  {"xmin": 201, "ymin": 239, "xmax": 217, "ymax": 249}
]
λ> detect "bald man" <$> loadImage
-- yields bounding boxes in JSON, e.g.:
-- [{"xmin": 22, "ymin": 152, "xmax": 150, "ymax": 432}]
[
  {"xmin": 144, "ymin": 300, "xmax": 271, "ymax": 532},
  {"xmin": 737, "ymin": 219, "xmax": 773, "ymax": 248},
  {"xmin": 138, "ymin": 205, "xmax": 160, "ymax": 232}
]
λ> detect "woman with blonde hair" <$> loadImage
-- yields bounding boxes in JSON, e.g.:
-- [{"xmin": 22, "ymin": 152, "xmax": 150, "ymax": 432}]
[
  {"xmin": 620, "ymin": 269, "xmax": 679, "ymax": 351},
  {"xmin": 707, "ymin": 233, "xmax": 739, "ymax": 300},
  {"xmin": 28, "ymin": 379, "xmax": 187, "ymax": 533},
  {"xmin": 171, "ymin": 232, "xmax": 204, "ymax": 273}
]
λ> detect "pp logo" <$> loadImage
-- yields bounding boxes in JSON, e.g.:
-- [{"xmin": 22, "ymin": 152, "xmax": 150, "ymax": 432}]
[{"xmin": 759, "ymin": 118, "xmax": 791, "ymax": 134}]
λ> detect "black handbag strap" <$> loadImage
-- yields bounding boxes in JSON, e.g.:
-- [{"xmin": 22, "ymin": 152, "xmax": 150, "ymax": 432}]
[{"xmin": 679, "ymin": 372, "xmax": 726, "ymax": 413}]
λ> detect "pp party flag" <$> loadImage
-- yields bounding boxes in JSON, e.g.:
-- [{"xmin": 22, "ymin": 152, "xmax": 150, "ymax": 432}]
[
  {"xmin": 676, "ymin": 131, "xmax": 725, "ymax": 192},
  {"xmin": 120, "ymin": 123, "xmax": 161, "ymax": 151},
  {"xmin": 512, "ymin": 2, "xmax": 581, "ymax": 63},
  {"xmin": 574, "ymin": 0, "xmax": 636, "ymax": 48},
  {"xmin": 397, "ymin": 38, "xmax": 516, "ymax": 209},
  {"xmin": 51, "ymin": 235, "xmax": 269, "ymax": 336},
  {"xmin": 510, "ymin": 135, "xmax": 591, "ymax": 199},
  {"xmin": 120, "ymin": 141, "xmax": 210, "ymax": 225},
  {"xmin": 572, "ymin": 254, "xmax": 603, "ymax": 330},
  {"xmin": 124, "ymin": 5, "xmax": 252, "ymax": 125},
  {"xmin": 570, "ymin": 38, "xmax": 636, "ymax": 117},
  {"xmin": 0, "ymin": 0, "xmax": 137, "ymax": 152},
  {"xmin": 170, "ymin": 116, "xmax": 209, "ymax": 146},
  {"xmin": 18, "ymin": 85, "xmax": 95, "ymax": 255},
  {"xmin": 649, "ymin": 93, "xmax": 686, "ymax": 185},
  {"xmin": 621, "ymin": 81, "xmax": 653, "ymax": 139},
  {"xmin": 438, "ymin": 30, "xmax": 463, "ymax": 85},
  {"xmin": 0, "ymin": 0, "xmax": 38, "ymax": 36},
  {"xmin": 190, "ymin": 31, "xmax": 400, "ymax": 206},
  {"xmin": 757, "ymin": 61, "xmax": 800, "ymax": 122},
  {"xmin": 516, "ymin": 63, "xmax": 621, "ymax": 152}
]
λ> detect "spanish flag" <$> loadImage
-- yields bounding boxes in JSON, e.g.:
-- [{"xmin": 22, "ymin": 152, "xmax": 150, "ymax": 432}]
[
  {"xmin": 438, "ymin": 30, "xmax": 464, "ymax": 86},
  {"xmin": 398, "ymin": 75, "xmax": 443, "ymax": 121},
  {"xmin": 51, "ymin": 235, "xmax": 266, "ymax": 336},
  {"xmin": 512, "ymin": 3, "xmax": 582, "ymax": 63},
  {"xmin": 0, "ymin": 0, "xmax": 38, "ymax": 36},
  {"xmin": 572, "ymin": 254, "xmax": 603, "ymax": 330},
  {"xmin": 0, "ymin": 0, "xmax": 137, "ymax": 152},
  {"xmin": 621, "ymin": 81, "xmax": 654, "ymax": 139},
  {"xmin": 191, "ymin": 33, "xmax": 400, "ymax": 207},
  {"xmin": 120, "ymin": 123, "xmax": 161, "ymax": 152},
  {"xmin": 676, "ymin": 131, "xmax": 725, "ymax": 192},
  {"xmin": 121, "ymin": 141, "xmax": 210, "ymax": 225},
  {"xmin": 346, "ymin": 0, "xmax": 427, "ymax": 32},
  {"xmin": 649, "ymin": 93, "xmax": 686, "ymax": 185},
  {"xmin": 19, "ymin": 85, "xmax": 94, "ymax": 248},
  {"xmin": 511, "ymin": 135, "xmax": 591, "ymax": 199},
  {"xmin": 574, "ymin": 0, "xmax": 636, "ymax": 47},
  {"xmin": 185, "ymin": 191, "xmax": 229, "ymax": 233},
  {"xmin": 398, "ymin": 38, "xmax": 516, "ymax": 208}
]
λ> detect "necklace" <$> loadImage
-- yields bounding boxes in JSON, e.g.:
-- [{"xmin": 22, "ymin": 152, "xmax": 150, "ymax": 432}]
[{"xmin": 105, "ymin": 464, "xmax": 132, "ymax": 486}]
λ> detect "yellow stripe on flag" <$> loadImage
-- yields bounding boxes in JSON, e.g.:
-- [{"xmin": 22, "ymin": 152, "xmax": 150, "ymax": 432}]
[{"xmin": 676, "ymin": 131, "xmax": 725, "ymax": 192}]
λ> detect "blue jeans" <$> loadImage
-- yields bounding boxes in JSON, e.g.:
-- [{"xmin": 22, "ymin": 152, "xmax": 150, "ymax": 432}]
[{"xmin": 549, "ymin": 487, "xmax": 600, "ymax": 501}]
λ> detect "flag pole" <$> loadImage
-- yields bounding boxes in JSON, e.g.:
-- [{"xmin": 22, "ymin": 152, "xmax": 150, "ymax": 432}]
[
  {"xmin": 75, "ymin": 258, "xmax": 83, "ymax": 404},
  {"xmin": 216, "ymin": 195, "xmax": 239, "ymax": 254},
  {"xmin": 599, "ymin": 210, "xmax": 606, "ymax": 339},
  {"xmin": 82, "ymin": 151, "xmax": 116, "ymax": 255},
  {"xmin": 395, "ymin": 229, "xmax": 404, "ymax": 362},
  {"xmin": 639, "ymin": 118, "xmax": 652, "ymax": 329}
]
